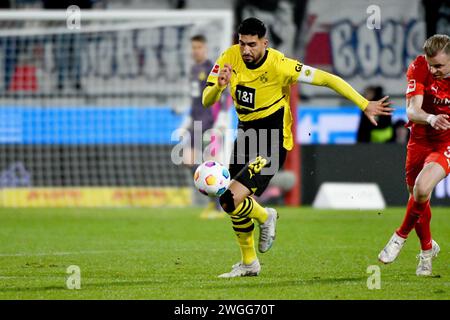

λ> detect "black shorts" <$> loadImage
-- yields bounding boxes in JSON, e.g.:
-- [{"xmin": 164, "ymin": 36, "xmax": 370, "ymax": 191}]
[{"xmin": 228, "ymin": 107, "xmax": 288, "ymax": 196}]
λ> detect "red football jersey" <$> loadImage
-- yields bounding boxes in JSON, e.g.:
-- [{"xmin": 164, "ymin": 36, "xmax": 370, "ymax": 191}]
[{"xmin": 406, "ymin": 55, "xmax": 450, "ymax": 143}]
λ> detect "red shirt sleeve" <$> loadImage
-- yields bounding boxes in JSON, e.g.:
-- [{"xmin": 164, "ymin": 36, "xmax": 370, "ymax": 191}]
[{"xmin": 406, "ymin": 55, "xmax": 428, "ymax": 98}]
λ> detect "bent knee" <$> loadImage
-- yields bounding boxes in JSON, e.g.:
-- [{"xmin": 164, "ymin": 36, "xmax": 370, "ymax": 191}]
[
  {"xmin": 413, "ymin": 181, "xmax": 431, "ymax": 201},
  {"xmin": 219, "ymin": 190, "xmax": 236, "ymax": 214}
]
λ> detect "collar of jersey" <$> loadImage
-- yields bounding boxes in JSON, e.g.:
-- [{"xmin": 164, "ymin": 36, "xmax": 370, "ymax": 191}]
[{"xmin": 244, "ymin": 49, "xmax": 269, "ymax": 70}]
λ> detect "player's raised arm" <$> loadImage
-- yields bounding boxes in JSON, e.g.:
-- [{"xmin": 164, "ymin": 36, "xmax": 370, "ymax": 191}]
[
  {"xmin": 297, "ymin": 65, "xmax": 394, "ymax": 126},
  {"xmin": 202, "ymin": 63, "xmax": 232, "ymax": 108}
]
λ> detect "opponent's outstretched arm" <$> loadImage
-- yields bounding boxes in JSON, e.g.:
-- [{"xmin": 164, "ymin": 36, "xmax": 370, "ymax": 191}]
[{"xmin": 299, "ymin": 66, "xmax": 394, "ymax": 126}]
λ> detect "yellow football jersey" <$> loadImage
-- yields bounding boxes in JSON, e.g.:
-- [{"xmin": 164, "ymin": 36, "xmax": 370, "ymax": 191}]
[{"xmin": 206, "ymin": 45, "xmax": 302, "ymax": 150}]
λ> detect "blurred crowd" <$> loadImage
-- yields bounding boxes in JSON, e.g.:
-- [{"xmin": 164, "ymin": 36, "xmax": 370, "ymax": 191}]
[{"xmin": 356, "ymin": 86, "xmax": 410, "ymax": 145}]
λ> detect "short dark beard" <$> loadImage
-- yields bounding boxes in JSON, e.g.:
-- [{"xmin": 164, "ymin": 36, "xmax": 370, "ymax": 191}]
[
  {"xmin": 244, "ymin": 59, "xmax": 257, "ymax": 68},
  {"xmin": 244, "ymin": 50, "xmax": 268, "ymax": 69}
]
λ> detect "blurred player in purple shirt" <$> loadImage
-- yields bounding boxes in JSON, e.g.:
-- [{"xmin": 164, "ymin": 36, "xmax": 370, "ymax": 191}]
[{"xmin": 181, "ymin": 34, "xmax": 229, "ymax": 219}]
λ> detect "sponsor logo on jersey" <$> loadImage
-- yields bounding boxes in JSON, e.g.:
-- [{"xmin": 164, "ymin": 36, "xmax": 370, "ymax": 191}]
[
  {"xmin": 406, "ymin": 79, "xmax": 416, "ymax": 94},
  {"xmin": 433, "ymin": 97, "xmax": 450, "ymax": 105},
  {"xmin": 210, "ymin": 64, "xmax": 220, "ymax": 76},
  {"xmin": 445, "ymin": 146, "xmax": 450, "ymax": 159},
  {"xmin": 431, "ymin": 85, "xmax": 438, "ymax": 94}
]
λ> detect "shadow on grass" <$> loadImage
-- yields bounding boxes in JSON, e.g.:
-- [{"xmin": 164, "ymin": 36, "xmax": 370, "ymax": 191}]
[
  {"xmin": 202, "ymin": 276, "xmax": 369, "ymax": 290},
  {"xmin": 0, "ymin": 285, "xmax": 67, "ymax": 293},
  {"xmin": 0, "ymin": 280, "xmax": 164, "ymax": 293},
  {"xmin": 0, "ymin": 274, "xmax": 381, "ymax": 294},
  {"xmin": 3, "ymin": 273, "xmax": 443, "ymax": 295}
]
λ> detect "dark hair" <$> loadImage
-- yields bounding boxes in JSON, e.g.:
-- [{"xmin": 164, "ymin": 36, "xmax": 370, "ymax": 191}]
[
  {"xmin": 191, "ymin": 34, "xmax": 207, "ymax": 43},
  {"xmin": 238, "ymin": 17, "xmax": 266, "ymax": 38}
]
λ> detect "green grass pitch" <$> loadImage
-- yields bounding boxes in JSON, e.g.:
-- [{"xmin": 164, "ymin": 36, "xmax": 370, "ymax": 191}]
[{"xmin": 0, "ymin": 207, "xmax": 448, "ymax": 299}]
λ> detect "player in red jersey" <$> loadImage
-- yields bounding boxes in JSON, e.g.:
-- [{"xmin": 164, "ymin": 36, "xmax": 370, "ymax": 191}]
[{"xmin": 378, "ymin": 35, "xmax": 450, "ymax": 276}]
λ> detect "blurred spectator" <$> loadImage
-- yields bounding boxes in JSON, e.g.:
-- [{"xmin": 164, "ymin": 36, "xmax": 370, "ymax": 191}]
[
  {"xmin": 180, "ymin": 34, "xmax": 229, "ymax": 219},
  {"xmin": 42, "ymin": 0, "xmax": 93, "ymax": 8},
  {"xmin": 0, "ymin": 0, "xmax": 10, "ymax": 8},
  {"xmin": 392, "ymin": 119, "xmax": 410, "ymax": 144},
  {"xmin": 43, "ymin": 1, "xmax": 94, "ymax": 92},
  {"xmin": 356, "ymin": 86, "xmax": 393, "ymax": 143},
  {"xmin": 422, "ymin": 0, "xmax": 450, "ymax": 37},
  {"xmin": 0, "ymin": 1, "xmax": 11, "ymax": 90},
  {"xmin": 235, "ymin": 0, "xmax": 280, "ymax": 26},
  {"xmin": 234, "ymin": 0, "xmax": 306, "ymax": 57},
  {"xmin": 169, "ymin": 0, "xmax": 186, "ymax": 8}
]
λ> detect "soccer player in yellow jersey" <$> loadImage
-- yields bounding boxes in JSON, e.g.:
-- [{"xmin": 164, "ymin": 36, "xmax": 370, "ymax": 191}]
[{"xmin": 203, "ymin": 17, "xmax": 393, "ymax": 278}]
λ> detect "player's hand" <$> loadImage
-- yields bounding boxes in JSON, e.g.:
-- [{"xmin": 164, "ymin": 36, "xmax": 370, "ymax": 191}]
[
  {"xmin": 364, "ymin": 96, "xmax": 394, "ymax": 126},
  {"xmin": 427, "ymin": 114, "xmax": 450, "ymax": 130},
  {"xmin": 218, "ymin": 64, "xmax": 232, "ymax": 87}
]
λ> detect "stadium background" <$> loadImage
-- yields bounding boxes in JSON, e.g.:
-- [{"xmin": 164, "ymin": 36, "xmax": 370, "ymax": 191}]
[
  {"xmin": 0, "ymin": 0, "xmax": 449, "ymax": 303},
  {"xmin": 0, "ymin": 0, "xmax": 449, "ymax": 208}
]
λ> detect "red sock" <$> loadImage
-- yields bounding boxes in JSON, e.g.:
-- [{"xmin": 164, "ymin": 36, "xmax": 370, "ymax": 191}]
[
  {"xmin": 396, "ymin": 196, "xmax": 427, "ymax": 238},
  {"xmin": 414, "ymin": 201, "xmax": 432, "ymax": 250}
]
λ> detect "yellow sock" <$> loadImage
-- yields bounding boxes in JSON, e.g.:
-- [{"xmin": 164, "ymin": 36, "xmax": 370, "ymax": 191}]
[
  {"xmin": 246, "ymin": 197, "xmax": 268, "ymax": 224},
  {"xmin": 226, "ymin": 197, "xmax": 269, "ymax": 265},
  {"xmin": 230, "ymin": 215, "xmax": 257, "ymax": 265},
  {"xmin": 229, "ymin": 197, "xmax": 268, "ymax": 224}
]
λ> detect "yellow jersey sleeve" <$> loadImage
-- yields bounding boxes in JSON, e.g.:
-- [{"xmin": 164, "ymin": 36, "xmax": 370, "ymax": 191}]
[
  {"xmin": 206, "ymin": 52, "xmax": 226, "ymax": 85},
  {"xmin": 297, "ymin": 64, "xmax": 369, "ymax": 111},
  {"xmin": 278, "ymin": 57, "xmax": 303, "ymax": 87},
  {"xmin": 202, "ymin": 51, "xmax": 230, "ymax": 108}
]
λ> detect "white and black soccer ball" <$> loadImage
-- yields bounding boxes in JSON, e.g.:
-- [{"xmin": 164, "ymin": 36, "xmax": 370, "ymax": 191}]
[{"xmin": 193, "ymin": 161, "xmax": 231, "ymax": 197}]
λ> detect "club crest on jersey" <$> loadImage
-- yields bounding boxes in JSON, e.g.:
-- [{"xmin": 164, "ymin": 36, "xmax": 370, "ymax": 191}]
[
  {"xmin": 406, "ymin": 79, "xmax": 416, "ymax": 94},
  {"xmin": 259, "ymin": 73, "xmax": 268, "ymax": 83},
  {"xmin": 198, "ymin": 71, "xmax": 206, "ymax": 81},
  {"xmin": 210, "ymin": 64, "xmax": 220, "ymax": 76}
]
